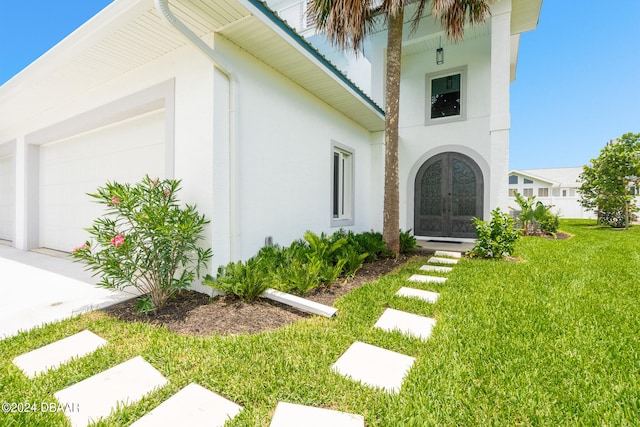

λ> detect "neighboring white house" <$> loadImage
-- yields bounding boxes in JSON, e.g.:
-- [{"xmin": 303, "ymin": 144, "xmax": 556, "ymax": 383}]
[
  {"xmin": 0, "ymin": 0, "xmax": 542, "ymax": 272},
  {"xmin": 507, "ymin": 167, "xmax": 596, "ymax": 219}
]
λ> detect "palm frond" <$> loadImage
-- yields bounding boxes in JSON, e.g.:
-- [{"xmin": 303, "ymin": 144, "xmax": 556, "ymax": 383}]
[{"xmin": 433, "ymin": 0, "xmax": 492, "ymax": 42}]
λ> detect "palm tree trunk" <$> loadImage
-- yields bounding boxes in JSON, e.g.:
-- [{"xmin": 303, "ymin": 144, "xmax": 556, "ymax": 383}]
[{"xmin": 382, "ymin": 8, "xmax": 403, "ymax": 256}]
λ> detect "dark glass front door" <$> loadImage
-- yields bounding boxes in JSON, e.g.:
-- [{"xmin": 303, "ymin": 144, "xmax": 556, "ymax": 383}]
[{"xmin": 414, "ymin": 152, "xmax": 483, "ymax": 238}]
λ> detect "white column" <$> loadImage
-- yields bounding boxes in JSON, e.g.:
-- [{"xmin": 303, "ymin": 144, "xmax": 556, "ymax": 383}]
[
  {"xmin": 489, "ymin": 0, "xmax": 512, "ymax": 213},
  {"xmin": 13, "ymin": 136, "xmax": 27, "ymax": 249}
]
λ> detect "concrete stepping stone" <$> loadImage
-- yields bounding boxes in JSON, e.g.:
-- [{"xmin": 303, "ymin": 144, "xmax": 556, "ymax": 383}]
[
  {"xmin": 419, "ymin": 265, "xmax": 453, "ymax": 273},
  {"xmin": 434, "ymin": 250, "xmax": 462, "ymax": 258},
  {"xmin": 13, "ymin": 330, "xmax": 107, "ymax": 378},
  {"xmin": 270, "ymin": 402, "xmax": 364, "ymax": 427},
  {"xmin": 374, "ymin": 308, "xmax": 436, "ymax": 340},
  {"xmin": 408, "ymin": 274, "xmax": 447, "ymax": 284},
  {"xmin": 55, "ymin": 356, "xmax": 168, "ymax": 427},
  {"xmin": 131, "ymin": 383, "xmax": 242, "ymax": 427},
  {"xmin": 396, "ymin": 287, "xmax": 440, "ymax": 304},
  {"xmin": 331, "ymin": 341, "xmax": 415, "ymax": 394},
  {"xmin": 428, "ymin": 256, "xmax": 458, "ymax": 265}
]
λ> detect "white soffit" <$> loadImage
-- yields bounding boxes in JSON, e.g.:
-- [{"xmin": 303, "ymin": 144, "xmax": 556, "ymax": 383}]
[
  {"xmin": 511, "ymin": 0, "xmax": 543, "ymax": 34},
  {"xmin": 402, "ymin": 24, "xmax": 490, "ymax": 57}
]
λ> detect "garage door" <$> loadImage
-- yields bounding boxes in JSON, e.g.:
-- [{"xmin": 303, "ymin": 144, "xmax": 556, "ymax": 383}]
[
  {"xmin": 39, "ymin": 110, "xmax": 166, "ymax": 252},
  {"xmin": 0, "ymin": 154, "xmax": 15, "ymax": 242}
]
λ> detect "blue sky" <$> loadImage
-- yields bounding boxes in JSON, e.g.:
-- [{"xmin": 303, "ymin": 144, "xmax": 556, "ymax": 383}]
[{"xmin": 1, "ymin": 1, "xmax": 638, "ymax": 170}]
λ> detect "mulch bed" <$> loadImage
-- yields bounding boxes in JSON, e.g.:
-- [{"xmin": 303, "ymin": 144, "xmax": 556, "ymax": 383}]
[{"xmin": 101, "ymin": 251, "xmax": 431, "ymax": 336}]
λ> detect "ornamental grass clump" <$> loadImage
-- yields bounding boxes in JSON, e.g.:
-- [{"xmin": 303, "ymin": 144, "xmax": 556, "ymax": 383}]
[{"xmin": 72, "ymin": 176, "xmax": 212, "ymax": 313}]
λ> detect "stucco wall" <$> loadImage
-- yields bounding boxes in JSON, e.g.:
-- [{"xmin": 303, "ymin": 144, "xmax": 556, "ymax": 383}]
[
  {"xmin": 2, "ymin": 31, "xmax": 381, "ymax": 272},
  {"xmin": 211, "ymin": 35, "xmax": 379, "ymax": 262}
]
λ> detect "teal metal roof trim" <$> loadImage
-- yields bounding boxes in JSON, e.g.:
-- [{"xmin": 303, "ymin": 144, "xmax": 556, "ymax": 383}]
[{"xmin": 247, "ymin": 0, "xmax": 385, "ymax": 117}]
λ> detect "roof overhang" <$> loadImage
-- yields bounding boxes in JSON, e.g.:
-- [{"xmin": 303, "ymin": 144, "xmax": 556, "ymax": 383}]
[{"xmin": 0, "ymin": 0, "xmax": 384, "ymax": 136}]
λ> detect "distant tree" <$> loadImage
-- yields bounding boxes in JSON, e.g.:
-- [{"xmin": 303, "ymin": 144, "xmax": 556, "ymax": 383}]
[{"xmin": 578, "ymin": 133, "xmax": 640, "ymax": 228}]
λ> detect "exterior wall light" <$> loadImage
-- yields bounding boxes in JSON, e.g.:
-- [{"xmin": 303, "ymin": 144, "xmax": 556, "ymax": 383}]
[{"xmin": 436, "ymin": 47, "xmax": 444, "ymax": 65}]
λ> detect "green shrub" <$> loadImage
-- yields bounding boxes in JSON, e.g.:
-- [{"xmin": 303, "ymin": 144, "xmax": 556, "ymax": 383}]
[
  {"xmin": 206, "ymin": 257, "xmax": 271, "ymax": 301},
  {"xmin": 353, "ymin": 231, "xmax": 393, "ymax": 261},
  {"xmin": 511, "ymin": 190, "xmax": 560, "ymax": 236},
  {"xmin": 469, "ymin": 208, "xmax": 521, "ymax": 259},
  {"xmin": 339, "ymin": 244, "xmax": 369, "ymax": 277},
  {"xmin": 72, "ymin": 176, "xmax": 212, "ymax": 314},
  {"xmin": 538, "ymin": 208, "xmax": 560, "ymax": 235},
  {"xmin": 399, "ymin": 229, "xmax": 418, "ymax": 254}
]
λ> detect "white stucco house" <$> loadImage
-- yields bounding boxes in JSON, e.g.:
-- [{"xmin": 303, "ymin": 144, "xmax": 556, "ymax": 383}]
[
  {"xmin": 0, "ymin": 0, "xmax": 542, "ymax": 270},
  {"xmin": 507, "ymin": 167, "xmax": 596, "ymax": 219}
]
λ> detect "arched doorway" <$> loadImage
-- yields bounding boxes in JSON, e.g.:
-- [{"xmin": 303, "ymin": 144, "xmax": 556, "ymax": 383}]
[{"xmin": 414, "ymin": 152, "xmax": 483, "ymax": 238}]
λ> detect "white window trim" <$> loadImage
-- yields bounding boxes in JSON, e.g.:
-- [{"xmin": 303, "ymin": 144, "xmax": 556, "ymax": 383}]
[
  {"xmin": 331, "ymin": 141, "xmax": 355, "ymax": 227},
  {"xmin": 425, "ymin": 66, "xmax": 467, "ymax": 126}
]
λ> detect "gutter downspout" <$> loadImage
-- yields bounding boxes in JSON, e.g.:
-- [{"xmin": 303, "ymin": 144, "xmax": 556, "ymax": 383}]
[{"xmin": 154, "ymin": 0, "xmax": 240, "ymax": 263}]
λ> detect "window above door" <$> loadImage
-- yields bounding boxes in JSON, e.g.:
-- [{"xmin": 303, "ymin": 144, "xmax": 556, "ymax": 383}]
[{"xmin": 425, "ymin": 66, "xmax": 467, "ymax": 126}]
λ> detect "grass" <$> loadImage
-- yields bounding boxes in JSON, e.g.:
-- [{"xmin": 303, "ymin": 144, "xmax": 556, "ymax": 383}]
[{"xmin": 1, "ymin": 219, "xmax": 640, "ymax": 426}]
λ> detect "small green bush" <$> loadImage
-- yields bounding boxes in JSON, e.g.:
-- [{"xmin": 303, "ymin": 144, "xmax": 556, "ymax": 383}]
[
  {"xmin": 469, "ymin": 208, "xmax": 521, "ymax": 259},
  {"xmin": 72, "ymin": 176, "xmax": 212, "ymax": 313},
  {"xmin": 338, "ymin": 244, "xmax": 369, "ymax": 277},
  {"xmin": 399, "ymin": 229, "xmax": 418, "ymax": 254},
  {"xmin": 353, "ymin": 231, "xmax": 393, "ymax": 261},
  {"xmin": 206, "ymin": 257, "xmax": 271, "ymax": 301}
]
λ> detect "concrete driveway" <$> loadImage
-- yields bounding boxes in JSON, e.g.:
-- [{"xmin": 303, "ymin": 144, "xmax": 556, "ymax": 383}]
[{"xmin": 0, "ymin": 245, "xmax": 135, "ymax": 339}]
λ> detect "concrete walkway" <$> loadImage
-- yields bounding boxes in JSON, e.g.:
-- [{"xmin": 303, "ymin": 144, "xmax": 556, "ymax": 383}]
[{"xmin": 0, "ymin": 246, "xmax": 135, "ymax": 339}]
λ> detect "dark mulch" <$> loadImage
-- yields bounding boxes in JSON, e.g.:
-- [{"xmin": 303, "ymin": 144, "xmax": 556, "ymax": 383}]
[{"xmin": 101, "ymin": 252, "xmax": 427, "ymax": 336}]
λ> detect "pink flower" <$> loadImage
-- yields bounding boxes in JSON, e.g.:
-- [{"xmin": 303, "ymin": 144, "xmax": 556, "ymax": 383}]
[
  {"xmin": 164, "ymin": 189, "xmax": 171, "ymax": 197},
  {"xmin": 110, "ymin": 233, "xmax": 125, "ymax": 247},
  {"xmin": 111, "ymin": 196, "xmax": 120, "ymax": 204},
  {"xmin": 72, "ymin": 243, "xmax": 90, "ymax": 254}
]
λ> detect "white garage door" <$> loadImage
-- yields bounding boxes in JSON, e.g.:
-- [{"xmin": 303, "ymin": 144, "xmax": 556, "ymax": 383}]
[
  {"xmin": 0, "ymin": 155, "xmax": 15, "ymax": 242},
  {"xmin": 39, "ymin": 110, "xmax": 166, "ymax": 252}
]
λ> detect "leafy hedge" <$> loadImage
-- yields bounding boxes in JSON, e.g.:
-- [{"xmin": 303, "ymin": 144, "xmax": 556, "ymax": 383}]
[{"xmin": 205, "ymin": 229, "xmax": 414, "ymax": 300}]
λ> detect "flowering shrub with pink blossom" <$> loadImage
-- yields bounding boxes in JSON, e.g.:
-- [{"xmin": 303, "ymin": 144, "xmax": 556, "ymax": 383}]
[{"xmin": 72, "ymin": 175, "xmax": 212, "ymax": 313}]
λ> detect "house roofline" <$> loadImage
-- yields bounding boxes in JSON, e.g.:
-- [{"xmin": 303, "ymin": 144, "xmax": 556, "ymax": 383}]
[{"xmin": 509, "ymin": 169, "xmax": 558, "ymax": 186}]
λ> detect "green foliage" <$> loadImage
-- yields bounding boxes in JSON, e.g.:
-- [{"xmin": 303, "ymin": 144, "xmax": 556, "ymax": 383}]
[
  {"xmin": 72, "ymin": 176, "xmax": 212, "ymax": 313},
  {"xmin": 510, "ymin": 190, "xmax": 560, "ymax": 236},
  {"xmin": 337, "ymin": 244, "xmax": 369, "ymax": 277},
  {"xmin": 579, "ymin": 132, "xmax": 640, "ymax": 227},
  {"xmin": 399, "ymin": 229, "xmax": 418, "ymax": 254},
  {"xmin": 352, "ymin": 231, "xmax": 393, "ymax": 261},
  {"xmin": 207, "ymin": 258, "xmax": 271, "ymax": 301},
  {"xmin": 469, "ymin": 208, "xmax": 521, "ymax": 259},
  {"xmin": 206, "ymin": 228, "xmax": 413, "ymax": 298}
]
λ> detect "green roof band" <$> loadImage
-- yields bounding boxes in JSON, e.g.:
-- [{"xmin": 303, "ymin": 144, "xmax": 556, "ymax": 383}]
[{"xmin": 247, "ymin": 0, "xmax": 385, "ymax": 117}]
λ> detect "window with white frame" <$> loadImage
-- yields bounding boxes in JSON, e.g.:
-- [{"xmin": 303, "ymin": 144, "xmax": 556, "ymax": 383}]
[
  {"xmin": 331, "ymin": 142, "xmax": 354, "ymax": 226},
  {"xmin": 508, "ymin": 188, "xmax": 516, "ymax": 197},
  {"xmin": 426, "ymin": 67, "xmax": 466, "ymax": 125},
  {"xmin": 523, "ymin": 188, "xmax": 534, "ymax": 197},
  {"xmin": 538, "ymin": 188, "xmax": 549, "ymax": 197},
  {"xmin": 509, "ymin": 175, "xmax": 518, "ymax": 185}
]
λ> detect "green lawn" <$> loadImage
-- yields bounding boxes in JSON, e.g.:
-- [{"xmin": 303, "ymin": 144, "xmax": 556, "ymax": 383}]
[{"xmin": 1, "ymin": 219, "xmax": 639, "ymax": 426}]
